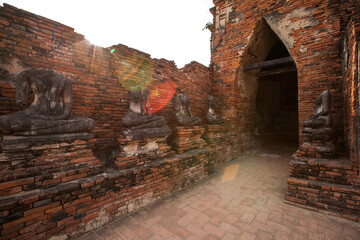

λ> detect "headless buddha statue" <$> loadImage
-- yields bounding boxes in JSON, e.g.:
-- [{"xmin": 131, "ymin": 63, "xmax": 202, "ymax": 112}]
[
  {"xmin": 121, "ymin": 87, "xmax": 171, "ymax": 139},
  {"xmin": 174, "ymin": 94, "xmax": 202, "ymax": 126},
  {"xmin": 206, "ymin": 95, "xmax": 225, "ymax": 124},
  {"xmin": 122, "ymin": 87, "xmax": 167, "ymax": 129},
  {"xmin": 0, "ymin": 69, "xmax": 95, "ymax": 135},
  {"xmin": 303, "ymin": 90, "xmax": 331, "ymax": 129}
]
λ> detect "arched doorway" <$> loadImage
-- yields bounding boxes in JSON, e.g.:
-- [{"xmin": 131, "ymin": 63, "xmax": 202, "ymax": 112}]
[
  {"xmin": 237, "ymin": 19, "xmax": 298, "ymax": 148},
  {"xmin": 256, "ymin": 41, "xmax": 298, "ymax": 144}
]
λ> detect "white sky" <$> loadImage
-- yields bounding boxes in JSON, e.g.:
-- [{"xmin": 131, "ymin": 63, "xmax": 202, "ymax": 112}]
[{"xmin": 1, "ymin": 0, "xmax": 214, "ymax": 68}]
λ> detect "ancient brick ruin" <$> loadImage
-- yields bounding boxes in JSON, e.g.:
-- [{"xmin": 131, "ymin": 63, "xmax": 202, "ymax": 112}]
[
  {"xmin": 211, "ymin": 0, "xmax": 360, "ymax": 222},
  {"xmin": 0, "ymin": 0, "xmax": 360, "ymax": 239}
]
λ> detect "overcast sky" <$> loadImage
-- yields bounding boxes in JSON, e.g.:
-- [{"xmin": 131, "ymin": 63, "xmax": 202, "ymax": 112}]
[{"xmin": 1, "ymin": 0, "xmax": 214, "ymax": 68}]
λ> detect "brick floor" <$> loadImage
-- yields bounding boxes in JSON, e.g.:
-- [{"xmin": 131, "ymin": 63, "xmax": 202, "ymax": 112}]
[{"xmin": 77, "ymin": 143, "xmax": 360, "ymax": 240}]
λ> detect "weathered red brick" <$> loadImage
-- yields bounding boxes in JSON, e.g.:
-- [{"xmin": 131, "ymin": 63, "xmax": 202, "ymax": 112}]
[
  {"xmin": 19, "ymin": 194, "xmax": 39, "ymax": 205},
  {"xmin": 0, "ymin": 178, "xmax": 34, "ymax": 191},
  {"xmin": 287, "ymin": 178, "xmax": 308, "ymax": 187},
  {"xmin": 23, "ymin": 202, "xmax": 60, "ymax": 217},
  {"xmin": 3, "ymin": 211, "xmax": 44, "ymax": 229},
  {"xmin": 82, "ymin": 212, "xmax": 99, "ymax": 223}
]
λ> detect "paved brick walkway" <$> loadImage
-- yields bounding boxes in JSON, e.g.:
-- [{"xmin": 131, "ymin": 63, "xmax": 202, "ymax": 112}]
[{"xmin": 77, "ymin": 144, "xmax": 360, "ymax": 240}]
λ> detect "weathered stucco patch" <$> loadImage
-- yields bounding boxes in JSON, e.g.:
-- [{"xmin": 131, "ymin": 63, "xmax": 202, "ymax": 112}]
[
  {"xmin": 265, "ymin": 7, "xmax": 319, "ymax": 49},
  {"xmin": 138, "ymin": 140, "xmax": 158, "ymax": 154},
  {"xmin": 122, "ymin": 139, "xmax": 160, "ymax": 156},
  {"xmin": 122, "ymin": 142, "xmax": 138, "ymax": 156},
  {"xmin": 237, "ymin": 33, "xmax": 253, "ymax": 56},
  {"xmin": 85, "ymin": 210, "xmax": 111, "ymax": 232},
  {"xmin": 300, "ymin": 45, "xmax": 308, "ymax": 53},
  {"xmin": 0, "ymin": 50, "xmax": 30, "ymax": 76}
]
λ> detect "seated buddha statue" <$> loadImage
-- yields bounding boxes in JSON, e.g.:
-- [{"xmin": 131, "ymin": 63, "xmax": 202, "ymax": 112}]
[
  {"xmin": 174, "ymin": 94, "xmax": 202, "ymax": 126},
  {"xmin": 303, "ymin": 90, "xmax": 331, "ymax": 129},
  {"xmin": 122, "ymin": 87, "xmax": 171, "ymax": 139},
  {"xmin": 122, "ymin": 87, "xmax": 167, "ymax": 128},
  {"xmin": 0, "ymin": 69, "xmax": 95, "ymax": 135},
  {"xmin": 206, "ymin": 95, "xmax": 225, "ymax": 124}
]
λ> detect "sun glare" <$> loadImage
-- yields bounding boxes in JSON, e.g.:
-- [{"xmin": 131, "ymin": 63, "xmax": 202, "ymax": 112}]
[
  {"xmin": 72, "ymin": 40, "xmax": 176, "ymax": 113},
  {"xmin": 221, "ymin": 164, "xmax": 239, "ymax": 182}
]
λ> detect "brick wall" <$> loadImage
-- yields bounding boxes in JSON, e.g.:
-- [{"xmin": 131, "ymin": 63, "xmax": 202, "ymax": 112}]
[
  {"xmin": 284, "ymin": 14, "xmax": 360, "ymax": 221},
  {"xmin": 0, "ymin": 4, "xmax": 213, "ymax": 160},
  {"xmin": 342, "ymin": 15, "xmax": 360, "ymax": 176},
  {"xmin": 0, "ymin": 4, "xmax": 238, "ymax": 239},
  {"xmin": 0, "ymin": 147, "xmax": 221, "ymax": 239},
  {"xmin": 210, "ymin": 0, "xmax": 360, "ymax": 221}
]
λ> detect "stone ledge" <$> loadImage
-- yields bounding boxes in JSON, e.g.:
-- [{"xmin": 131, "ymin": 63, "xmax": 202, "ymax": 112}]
[
  {"xmin": 289, "ymin": 155, "xmax": 355, "ymax": 185},
  {"xmin": 2, "ymin": 133, "xmax": 93, "ymax": 151},
  {"xmin": 291, "ymin": 156, "xmax": 352, "ymax": 169},
  {"xmin": 121, "ymin": 126, "xmax": 172, "ymax": 141},
  {"xmin": 0, "ymin": 135, "xmax": 102, "ymax": 196}
]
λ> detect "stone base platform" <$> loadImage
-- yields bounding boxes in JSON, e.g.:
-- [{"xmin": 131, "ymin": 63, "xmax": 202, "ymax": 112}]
[
  {"xmin": 289, "ymin": 156, "xmax": 354, "ymax": 184},
  {"xmin": 170, "ymin": 126, "xmax": 206, "ymax": 154},
  {"xmin": 286, "ymin": 176, "xmax": 360, "ymax": 222},
  {"xmin": 0, "ymin": 133, "xmax": 102, "ymax": 196},
  {"xmin": 203, "ymin": 124, "xmax": 228, "ymax": 146},
  {"xmin": 285, "ymin": 126, "xmax": 360, "ymax": 221},
  {"xmin": 286, "ymin": 155, "xmax": 360, "ymax": 221},
  {"xmin": 295, "ymin": 128, "xmax": 337, "ymax": 159},
  {"xmin": 114, "ymin": 133, "xmax": 174, "ymax": 170}
]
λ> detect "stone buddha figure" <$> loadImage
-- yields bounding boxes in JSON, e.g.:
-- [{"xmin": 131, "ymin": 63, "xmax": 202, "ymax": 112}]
[
  {"xmin": 122, "ymin": 87, "xmax": 171, "ymax": 139},
  {"xmin": 303, "ymin": 90, "xmax": 331, "ymax": 129},
  {"xmin": 206, "ymin": 95, "xmax": 225, "ymax": 124},
  {"xmin": 0, "ymin": 69, "xmax": 95, "ymax": 135},
  {"xmin": 174, "ymin": 94, "xmax": 202, "ymax": 126}
]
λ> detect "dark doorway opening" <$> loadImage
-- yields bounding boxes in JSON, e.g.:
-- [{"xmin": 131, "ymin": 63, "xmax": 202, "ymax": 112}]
[{"xmin": 255, "ymin": 40, "xmax": 298, "ymax": 145}]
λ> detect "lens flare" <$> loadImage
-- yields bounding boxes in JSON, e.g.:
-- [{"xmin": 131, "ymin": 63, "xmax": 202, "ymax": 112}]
[
  {"xmin": 117, "ymin": 55, "xmax": 154, "ymax": 90},
  {"xmin": 152, "ymin": 90, "xmax": 160, "ymax": 96},
  {"xmin": 147, "ymin": 80, "xmax": 177, "ymax": 114},
  {"xmin": 73, "ymin": 40, "xmax": 105, "ymax": 74},
  {"xmin": 73, "ymin": 42, "xmax": 157, "ymax": 93}
]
